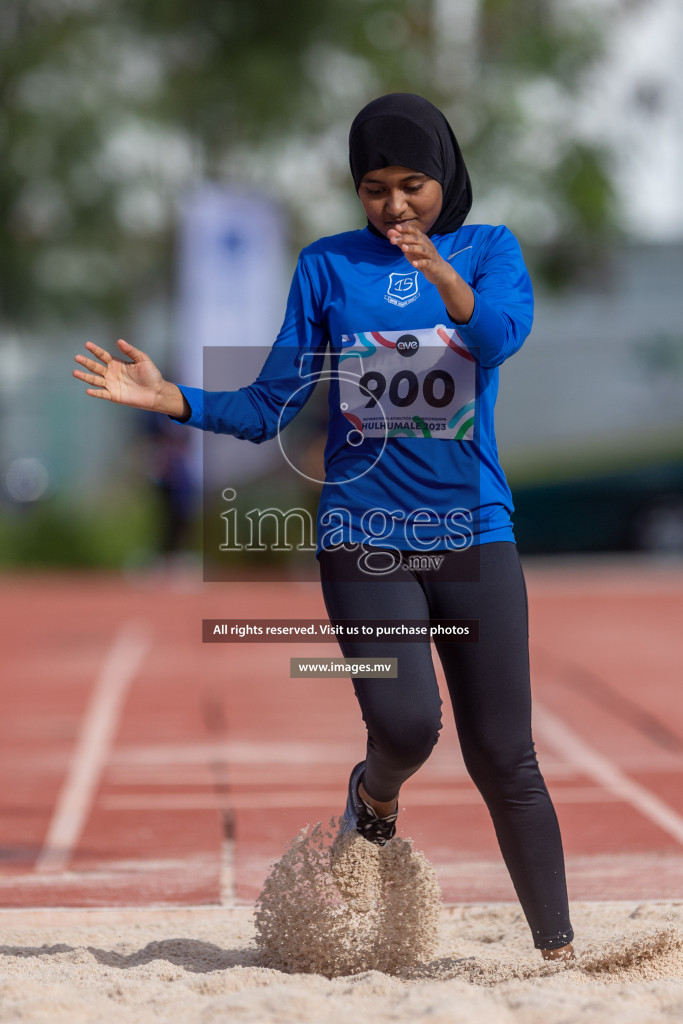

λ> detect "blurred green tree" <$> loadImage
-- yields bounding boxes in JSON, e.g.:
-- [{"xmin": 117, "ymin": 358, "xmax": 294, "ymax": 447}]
[
  {"xmin": 466, "ymin": 0, "xmax": 617, "ymax": 286},
  {"xmin": 0, "ymin": 0, "xmax": 619, "ymax": 330}
]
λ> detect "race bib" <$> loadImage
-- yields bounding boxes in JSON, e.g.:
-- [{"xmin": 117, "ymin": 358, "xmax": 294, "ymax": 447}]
[{"xmin": 338, "ymin": 326, "xmax": 476, "ymax": 440}]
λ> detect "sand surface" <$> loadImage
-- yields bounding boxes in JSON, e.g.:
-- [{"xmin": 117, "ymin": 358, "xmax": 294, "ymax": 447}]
[{"xmin": 0, "ymin": 900, "xmax": 680, "ymax": 1023}]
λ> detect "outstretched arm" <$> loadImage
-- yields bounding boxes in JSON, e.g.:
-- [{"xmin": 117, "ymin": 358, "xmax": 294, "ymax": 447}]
[{"xmin": 73, "ymin": 338, "xmax": 190, "ymax": 420}]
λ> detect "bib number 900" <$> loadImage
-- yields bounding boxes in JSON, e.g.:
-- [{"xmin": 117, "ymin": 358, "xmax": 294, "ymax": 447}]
[{"xmin": 359, "ymin": 369, "xmax": 455, "ymax": 409}]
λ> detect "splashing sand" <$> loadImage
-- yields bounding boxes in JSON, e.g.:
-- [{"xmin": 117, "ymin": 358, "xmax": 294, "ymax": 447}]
[
  {"xmin": 416, "ymin": 924, "xmax": 681, "ymax": 986},
  {"xmin": 254, "ymin": 819, "xmax": 682, "ymax": 990},
  {"xmin": 254, "ymin": 818, "xmax": 442, "ymax": 977},
  {"xmin": 578, "ymin": 924, "xmax": 681, "ymax": 980}
]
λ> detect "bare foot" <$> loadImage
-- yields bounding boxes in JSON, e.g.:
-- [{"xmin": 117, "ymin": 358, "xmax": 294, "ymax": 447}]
[{"xmin": 541, "ymin": 943, "xmax": 575, "ymax": 961}]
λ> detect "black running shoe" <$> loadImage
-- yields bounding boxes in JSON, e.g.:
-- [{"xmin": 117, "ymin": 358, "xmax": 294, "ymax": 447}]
[{"xmin": 339, "ymin": 760, "xmax": 398, "ymax": 846}]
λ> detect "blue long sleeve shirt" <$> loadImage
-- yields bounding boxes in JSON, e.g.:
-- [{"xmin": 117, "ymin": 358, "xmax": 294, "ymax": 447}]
[{"xmin": 173, "ymin": 222, "xmax": 533, "ymax": 553}]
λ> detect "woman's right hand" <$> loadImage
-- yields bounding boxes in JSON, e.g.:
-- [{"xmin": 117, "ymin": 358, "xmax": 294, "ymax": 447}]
[{"xmin": 73, "ymin": 339, "xmax": 189, "ymax": 418}]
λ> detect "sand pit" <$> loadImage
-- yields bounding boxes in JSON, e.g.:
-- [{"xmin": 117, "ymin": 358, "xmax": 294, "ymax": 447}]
[
  {"xmin": 0, "ymin": 901, "xmax": 681, "ymax": 1023},
  {"xmin": 0, "ymin": 823, "xmax": 681, "ymax": 1024}
]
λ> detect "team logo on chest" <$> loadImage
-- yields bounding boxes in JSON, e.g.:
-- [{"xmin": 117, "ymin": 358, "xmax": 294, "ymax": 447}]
[{"xmin": 385, "ymin": 271, "xmax": 419, "ymax": 308}]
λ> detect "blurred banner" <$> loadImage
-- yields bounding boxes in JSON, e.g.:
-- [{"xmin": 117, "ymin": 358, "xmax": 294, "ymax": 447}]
[{"xmin": 175, "ymin": 185, "xmax": 289, "ymax": 487}]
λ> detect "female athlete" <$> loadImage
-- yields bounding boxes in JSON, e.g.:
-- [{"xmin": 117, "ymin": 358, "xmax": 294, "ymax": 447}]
[{"xmin": 73, "ymin": 93, "xmax": 574, "ymax": 959}]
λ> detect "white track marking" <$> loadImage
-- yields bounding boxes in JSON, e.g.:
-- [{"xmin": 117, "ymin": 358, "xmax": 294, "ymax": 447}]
[
  {"xmin": 220, "ymin": 835, "xmax": 236, "ymax": 905},
  {"xmin": 109, "ymin": 741, "xmax": 369, "ymax": 765},
  {"xmin": 534, "ymin": 701, "xmax": 683, "ymax": 847},
  {"xmin": 35, "ymin": 621, "xmax": 150, "ymax": 873},
  {"xmin": 100, "ymin": 786, "xmax": 617, "ymax": 812}
]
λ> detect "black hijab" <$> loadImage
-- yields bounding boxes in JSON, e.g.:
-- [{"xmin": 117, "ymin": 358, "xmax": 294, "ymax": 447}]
[{"xmin": 349, "ymin": 93, "xmax": 472, "ymax": 237}]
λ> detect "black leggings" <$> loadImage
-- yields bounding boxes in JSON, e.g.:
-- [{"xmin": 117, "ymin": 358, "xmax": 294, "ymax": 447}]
[{"xmin": 318, "ymin": 540, "xmax": 573, "ymax": 950}]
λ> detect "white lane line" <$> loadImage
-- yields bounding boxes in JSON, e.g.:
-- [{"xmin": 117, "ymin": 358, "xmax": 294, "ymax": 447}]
[
  {"xmin": 99, "ymin": 786, "xmax": 618, "ymax": 812},
  {"xmin": 109, "ymin": 741, "xmax": 369, "ymax": 766},
  {"xmin": 34, "ymin": 621, "xmax": 151, "ymax": 874},
  {"xmin": 220, "ymin": 834, "xmax": 235, "ymax": 905},
  {"xmin": 534, "ymin": 700, "xmax": 683, "ymax": 847}
]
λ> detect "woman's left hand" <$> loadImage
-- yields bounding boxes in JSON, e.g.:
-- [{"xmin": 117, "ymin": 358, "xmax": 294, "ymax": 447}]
[
  {"xmin": 387, "ymin": 222, "xmax": 475, "ymax": 324},
  {"xmin": 387, "ymin": 222, "xmax": 451, "ymax": 288}
]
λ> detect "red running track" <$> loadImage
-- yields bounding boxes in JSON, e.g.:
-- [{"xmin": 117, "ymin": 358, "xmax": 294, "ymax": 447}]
[{"xmin": 1, "ymin": 559, "xmax": 683, "ymax": 908}]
